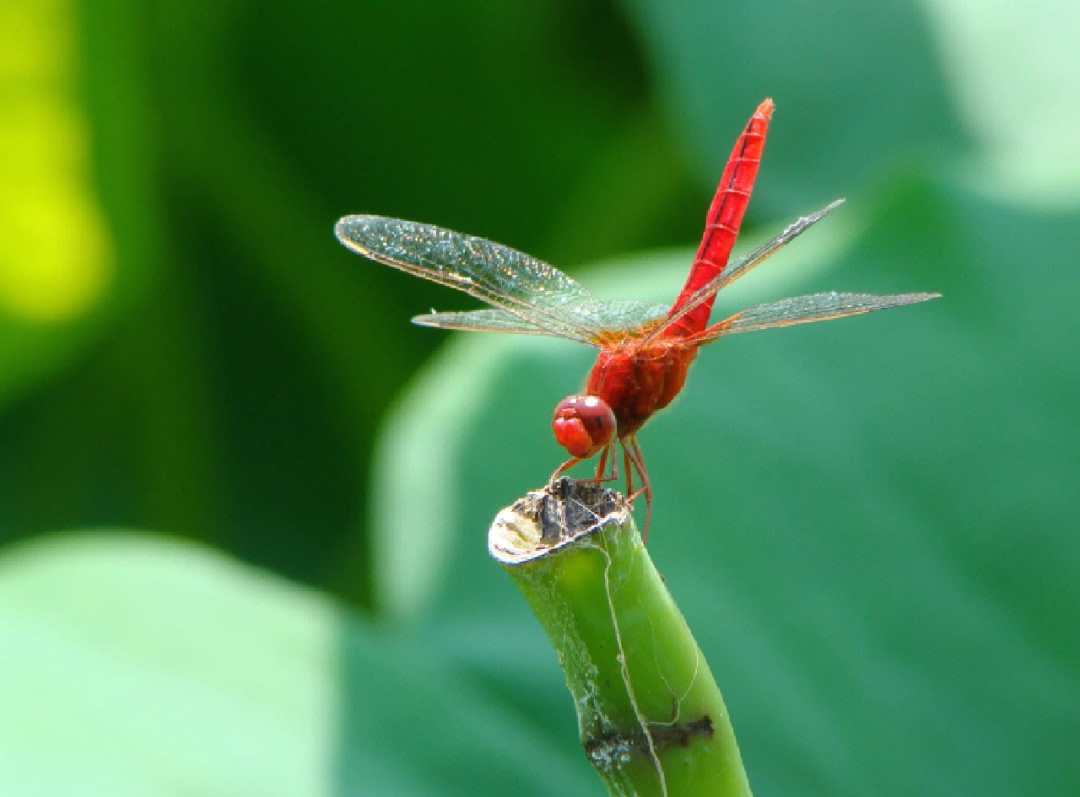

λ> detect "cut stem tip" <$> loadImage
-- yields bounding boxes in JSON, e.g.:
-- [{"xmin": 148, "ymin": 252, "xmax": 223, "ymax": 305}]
[{"xmin": 488, "ymin": 478, "xmax": 630, "ymax": 564}]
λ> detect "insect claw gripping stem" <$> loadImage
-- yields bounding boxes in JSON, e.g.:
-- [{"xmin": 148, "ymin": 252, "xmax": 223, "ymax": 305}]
[{"xmin": 551, "ymin": 444, "xmax": 619, "ymax": 495}]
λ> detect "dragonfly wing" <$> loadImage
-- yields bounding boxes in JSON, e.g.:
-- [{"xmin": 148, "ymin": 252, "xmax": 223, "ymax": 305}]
[
  {"xmin": 413, "ymin": 301, "xmax": 671, "ymax": 342},
  {"xmin": 335, "ymin": 215, "xmax": 602, "ymax": 342},
  {"xmin": 571, "ymin": 300, "xmax": 670, "ymax": 336},
  {"xmin": 694, "ymin": 291, "xmax": 940, "ymax": 341},
  {"xmin": 715, "ymin": 200, "xmax": 845, "ymax": 287},
  {"xmin": 645, "ymin": 200, "xmax": 845, "ymax": 343},
  {"xmin": 413, "ymin": 308, "xmax": 550, "ymax": 335}
]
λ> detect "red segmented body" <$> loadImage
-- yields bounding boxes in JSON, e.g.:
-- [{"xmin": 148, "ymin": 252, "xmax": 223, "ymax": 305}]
[{"xmin": 665, "ymin": 99, "xmax": 772, "ymax": 340}]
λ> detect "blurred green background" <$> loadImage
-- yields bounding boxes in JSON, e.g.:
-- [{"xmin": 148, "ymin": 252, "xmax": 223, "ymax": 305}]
[{"xmin": 2, "ymin": 0, "xmax": 1078, "ymax": 794}]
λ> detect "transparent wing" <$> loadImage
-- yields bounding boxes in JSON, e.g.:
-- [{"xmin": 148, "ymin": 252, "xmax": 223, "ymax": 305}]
[
  {"xmin": 413, "ymin": 308, "xmax": 550, "ymax": 334},
  {"xmin": 414, "ymin": 300, "xmax": 669, "ymax": 342},
  {"xmin": 570, "ymin": 300, "xmax": 670, "ymax": 337},
  {"xmin": 644, "ymin": 200, "xmax": 844, "ymax": 343},
  {"xmin": 691, "ymin": 291, "xmax": 940, "ymax": 342},
  {"xmin": 335, "ymin": 215, "xmax": 607, "ymax": 343}
]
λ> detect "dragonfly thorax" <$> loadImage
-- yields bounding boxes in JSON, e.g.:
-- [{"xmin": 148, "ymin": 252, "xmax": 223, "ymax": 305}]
[{"xmin": 585, "ymin": 344, "xmax": 698, "ymax": 439}]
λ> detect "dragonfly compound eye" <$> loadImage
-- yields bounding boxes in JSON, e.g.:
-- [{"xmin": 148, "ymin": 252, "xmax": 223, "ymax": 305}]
[{"xmin": 552, "ymin": 395, "xmax": 616, "ymax": 458}]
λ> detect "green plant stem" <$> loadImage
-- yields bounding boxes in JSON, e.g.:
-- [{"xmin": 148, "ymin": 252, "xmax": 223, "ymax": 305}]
[{"xmin": 490, "ymin": 480, "xmax": 752, "ymax": 797}]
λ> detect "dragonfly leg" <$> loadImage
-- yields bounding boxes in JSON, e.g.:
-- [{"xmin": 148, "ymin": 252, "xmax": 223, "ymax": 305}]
[
  {"xmin": 622, "ymin": 442, "xmax": 635, "ymax": 497},
  {"xmin": 553, "ymin": 445, "xmax": 618, "ymax": 487},
  {"xmin": 551, "ymin": 456, "xmax": 581, "ymax": 479},
  {"xmin": 624, "ymin": 435, "xmax": 653, "ymax": 543},
  {"xmin": 594, "ymin": 445, "xmax": 611, "ymax": 483},
  {"xmin": 585, "ymin": 444, "xmax": 619, "ymax": 485}
]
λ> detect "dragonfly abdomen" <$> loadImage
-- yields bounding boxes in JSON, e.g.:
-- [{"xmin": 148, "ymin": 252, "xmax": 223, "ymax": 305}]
[{"xmin": 665, "ymin": 98, "xmax": 773, "ymax": 340}]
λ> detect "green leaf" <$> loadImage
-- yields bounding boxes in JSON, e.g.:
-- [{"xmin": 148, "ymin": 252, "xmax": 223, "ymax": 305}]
[
  {"xmin": 919, "ymin": 0, "xmax": 1080, "ymax": 203},
  {"xmin": 616, "ymin": 0, "xmax": 968, "ymax": 212},
  {"xmin": 0, "ymin": 533, "xmax": 592, "ymax": 795}
]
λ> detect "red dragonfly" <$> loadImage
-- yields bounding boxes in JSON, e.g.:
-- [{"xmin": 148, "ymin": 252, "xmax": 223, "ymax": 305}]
[{"xmin": 336, "ymin": 99, "xmax": 937, "ymax": 540}]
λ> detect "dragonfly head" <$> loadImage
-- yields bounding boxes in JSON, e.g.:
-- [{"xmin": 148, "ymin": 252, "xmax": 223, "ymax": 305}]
[{"xmin": 552, "ymin": 395, "xmax": 616, "ymax": 459}]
